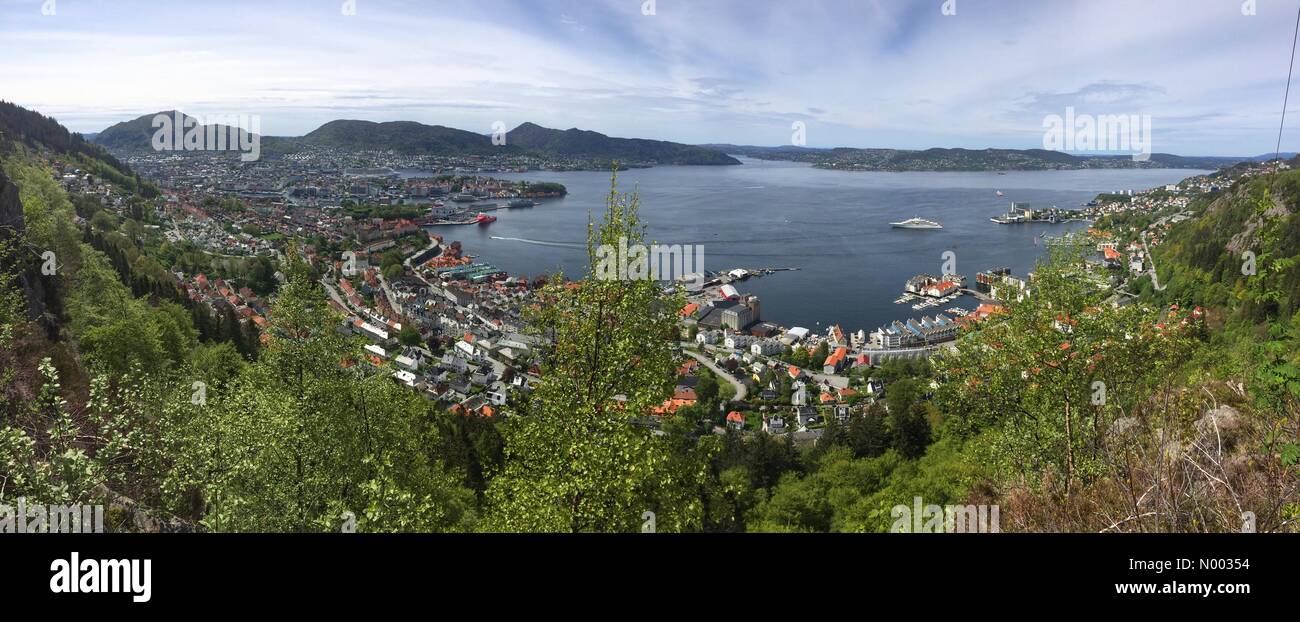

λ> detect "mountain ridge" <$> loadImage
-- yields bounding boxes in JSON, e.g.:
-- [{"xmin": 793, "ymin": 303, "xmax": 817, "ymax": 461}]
[
  {"xmin": 701, "ymin": 143, "xmax": 1250, "ymax": 171},
  {"xmin": 92, "ymin": 114, "xmax": 740, "ymax": 166}
]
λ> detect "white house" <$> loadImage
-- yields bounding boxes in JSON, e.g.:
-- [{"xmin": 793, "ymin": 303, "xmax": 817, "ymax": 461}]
[
  {"xmin": 393, "ymin": 369, "xmax": 417, "ymax": 388},
  {"xmin": 440, "ymin": 354, "xmax": 469, "ymax": 373},
  {"xmin": 394, "ymin": 355, "xmax": 418, "ymax": 371},
  {"xmin": 725, "ymin": 334, "xmax": 757, "ymax": 350},
  {"xmin": 696, "ymin": 330, "xmax": 722, "ymax": 346}
]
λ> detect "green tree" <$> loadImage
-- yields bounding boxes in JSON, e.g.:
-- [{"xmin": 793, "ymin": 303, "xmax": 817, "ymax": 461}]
[
  {"xmin": 847, "ymin": 407, "xmax": 889, "ymax": 459},
  {"xmin": 695, "ymin": 369, "xmax": 719, "ymax": 407},
  {"xmin": 482, "ymin": 172, "xmax": 703, "ymax": 532},
  {"xmin": 398, "ymin": 325, "xmax": 422, "ymax": 347},
  {"xmin": 936, "ymin": 244, "xmax": 1198, "ymax": 494},
  {"xmin": 178, "ymin": 249, "xmax": 475, "ymax": 532},
  {"xmin": 890, "ymin": 401, "xmax": 933, "ymax": 460}
]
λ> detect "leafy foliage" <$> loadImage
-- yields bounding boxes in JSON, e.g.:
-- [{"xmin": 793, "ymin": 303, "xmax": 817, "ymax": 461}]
[{"xmin": 483, "ymin": 173, "xmax": 704, "ymax": 532}]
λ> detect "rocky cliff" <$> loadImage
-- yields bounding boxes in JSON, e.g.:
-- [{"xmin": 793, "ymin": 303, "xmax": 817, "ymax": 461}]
[{"xmin": 0, "ymin": 167, "xmax": 56, "ymax": 334}]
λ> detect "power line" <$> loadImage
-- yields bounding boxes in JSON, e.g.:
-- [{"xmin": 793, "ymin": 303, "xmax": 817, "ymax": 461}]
[{"xmin": 1275, "ymin": 3, "xmax": 1300, "ymax": 171}]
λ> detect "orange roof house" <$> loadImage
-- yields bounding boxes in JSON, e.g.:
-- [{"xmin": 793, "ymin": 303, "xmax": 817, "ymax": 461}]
[{"xmin": 823, "ymin": 346, "xmax": 848, "ymax": 371}]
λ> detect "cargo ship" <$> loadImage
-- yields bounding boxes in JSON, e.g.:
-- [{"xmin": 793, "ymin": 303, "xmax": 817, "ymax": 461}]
[{"xmin": 890, "ymin": 216, "xmax": 943, "ymax": 229}]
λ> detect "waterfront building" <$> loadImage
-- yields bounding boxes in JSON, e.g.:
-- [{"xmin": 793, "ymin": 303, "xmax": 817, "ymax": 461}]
[
  {"xmin": 870, "ymin": 313, "xmax": 958, "ymax": 349},
  {"xmin": 905, "ymin": 274, "xmax": 940, "ymax": 295},
  {"xmin": 976, "ymin": 267, "xmax": 1011, "ymax": 293},
  {"xmin": 722, "ymin": 305, "xmax": 754, "ymax": 331}
]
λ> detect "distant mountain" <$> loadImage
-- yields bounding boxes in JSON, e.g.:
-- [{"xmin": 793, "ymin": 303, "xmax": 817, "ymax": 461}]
[
  {"xmin": 93, "ymin": 112, "xmax": 169, "ymax": 151},
  {"xmin": 506, "ymin": 122, "xmax": 739, "ymax": 165},
  {"xmin": 94, "ymin": 111, "xmax": 259, "ymax": 153},
  {"xmin": 1246, "ymin": 152, "xmax": 1299, "ymax": 161},
  {"xmin": 288, "ymin": 119, "xmax": 506, "ymax": 155},
  {"xmin": 709, "ymin": 143, "xmax": 1244, "ymax": 171},
  {"xmin": 92, "ymin": 114, "xmax": 740, "ymax": 166},
  {"xmin": 697, "ymin": 144, "xmax": 831, "ymax": 158}
]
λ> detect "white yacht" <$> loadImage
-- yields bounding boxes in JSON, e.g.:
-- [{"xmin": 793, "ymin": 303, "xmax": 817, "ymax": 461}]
[{"xmin": 890, "ymin": 216, "xmax": 943, "ymax": 229}]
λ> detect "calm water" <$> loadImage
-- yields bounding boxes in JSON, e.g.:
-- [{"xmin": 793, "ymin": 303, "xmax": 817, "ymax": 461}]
[{"xmin": 418, "ymin": 158, "xmax": 1205, "ymax": 335}]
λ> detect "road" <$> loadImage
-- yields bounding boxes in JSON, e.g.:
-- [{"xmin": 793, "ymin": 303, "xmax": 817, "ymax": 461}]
[
  {"xmin": 681, "ymin": 348, "xmax": 747, "ymax": 401},
  {"xmin": 1140, "ymin": 232, "xmax": 1166, "ymax": 291},
  {"xmin": 699, "ymin": 343, "xmax": 849, "ymax": 389}
]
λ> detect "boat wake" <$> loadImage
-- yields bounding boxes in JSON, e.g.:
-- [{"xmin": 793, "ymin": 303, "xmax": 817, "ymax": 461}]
[{"xmin": 489, "ymin": 236, "xmax": 584, "ymax": 249}]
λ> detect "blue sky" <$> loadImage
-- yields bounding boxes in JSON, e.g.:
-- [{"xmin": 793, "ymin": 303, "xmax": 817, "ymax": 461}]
[{"xmin": 1, "ymin": 0, "xmax": 1298, "ymax": 155}]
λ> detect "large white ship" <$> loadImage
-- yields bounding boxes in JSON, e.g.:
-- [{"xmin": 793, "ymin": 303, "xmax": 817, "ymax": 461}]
[{"xmin": 890, "ymin": 216, "xmax": 943, "ymax": 229}]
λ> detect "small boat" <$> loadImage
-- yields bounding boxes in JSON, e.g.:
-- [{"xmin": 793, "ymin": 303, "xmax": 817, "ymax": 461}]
[
  {"xmin": 995, "ymin": 190, "xmax": 1004, "ymax": 197},
  {"xmin": 475, "ymin": 213, "xmax": 497, "ymax": 225}
]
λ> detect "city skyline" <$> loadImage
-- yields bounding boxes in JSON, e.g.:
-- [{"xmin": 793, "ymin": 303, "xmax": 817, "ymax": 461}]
[{"xmin": 3, "ymin": 0, "xmax": 1299, "ymax": 156}]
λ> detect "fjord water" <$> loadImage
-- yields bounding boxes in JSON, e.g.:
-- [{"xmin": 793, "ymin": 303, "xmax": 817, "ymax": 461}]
[{"xmin": 425, "ymin": 158, "xmax": 1205, "ymax": 335}]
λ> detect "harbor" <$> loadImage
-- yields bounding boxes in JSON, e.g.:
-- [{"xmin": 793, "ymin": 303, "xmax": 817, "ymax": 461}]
[{"xmin": 472, "ymin": 159, "xmax": 1194, "ymax": 335}]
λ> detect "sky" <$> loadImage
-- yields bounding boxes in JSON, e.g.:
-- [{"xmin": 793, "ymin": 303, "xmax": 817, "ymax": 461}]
[{"xmin": 1, "ymin": 0, "xmax": 1298, "ymax": 155}]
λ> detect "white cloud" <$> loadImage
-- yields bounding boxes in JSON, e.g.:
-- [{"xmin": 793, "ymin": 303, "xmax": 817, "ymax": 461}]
[{"xmin": 1, "ymin": 0, "xmax": 1295, "ymax": 154}]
